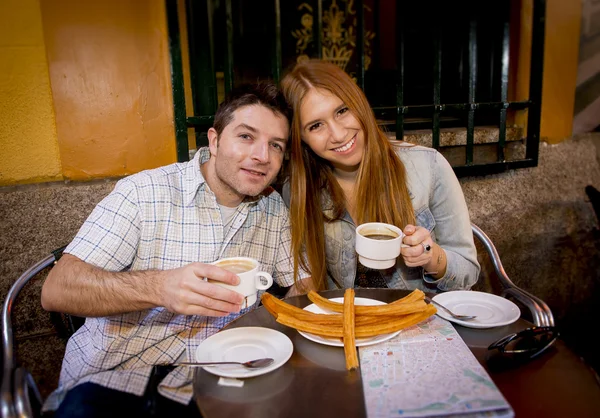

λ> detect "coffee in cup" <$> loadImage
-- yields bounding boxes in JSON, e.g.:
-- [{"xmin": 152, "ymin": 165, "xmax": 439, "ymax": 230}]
[
  {"xmin": 210, "ymin": 257, "xmax": 273, "ymax": 308},
  {"xmin": 355, "ymin": 223, "xmax": 404, "ymax": 269},
  {"xmin": 213, "ymin": 259, "xmax": 256, "ymax": 274}
]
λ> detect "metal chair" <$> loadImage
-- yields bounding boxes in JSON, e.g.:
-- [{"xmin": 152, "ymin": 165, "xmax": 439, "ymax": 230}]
[
  {"xmin": 471, "ymin": 223, "xmax": 554, "ymax": 327},
  {"xmin": 1, "ymin": 246, "xmax": 82, "ymax": 418}
]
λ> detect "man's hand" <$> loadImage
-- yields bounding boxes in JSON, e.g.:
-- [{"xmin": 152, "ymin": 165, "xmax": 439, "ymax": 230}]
[{"xmin": 160, "ymin": 263, "xmax": 245, "ymax": 316}]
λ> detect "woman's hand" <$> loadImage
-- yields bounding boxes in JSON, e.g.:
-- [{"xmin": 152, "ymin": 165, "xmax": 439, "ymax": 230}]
[{"xmin": 401, "ymin": 224, "xmax": 446, "ymax": 278}]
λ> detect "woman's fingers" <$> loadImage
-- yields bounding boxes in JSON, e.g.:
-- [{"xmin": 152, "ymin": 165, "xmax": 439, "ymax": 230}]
[{"xmin": 401, "ymin": 225, "xmax": 434, "ymax": 266}]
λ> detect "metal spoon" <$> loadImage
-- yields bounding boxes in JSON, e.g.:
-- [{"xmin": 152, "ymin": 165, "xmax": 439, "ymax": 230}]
[
  {"xmin": 172, "ymin": 358, "xmax": 275, "ymax": 368},
  {"xmin": 426, "ymin": 297, "xmax": 477, "ymax": 320}
]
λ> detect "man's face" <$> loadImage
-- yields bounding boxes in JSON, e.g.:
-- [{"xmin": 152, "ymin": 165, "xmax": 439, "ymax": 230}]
[{"xmin": 206, "ymin": 104, "xmax": 289, "ymax": 206}]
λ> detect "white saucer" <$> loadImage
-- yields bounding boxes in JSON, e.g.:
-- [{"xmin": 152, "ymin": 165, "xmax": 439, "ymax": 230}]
[
  {"xmin": 298, "ymin": 297, "xmax": 402, "ymax": 347},
  {"xmin": 195, "ymin": 327, "xmax": 293, "ymax": 378},
  {"xmin": 432, "ymin": 291, "xmax": 521, "ymax": 329}
]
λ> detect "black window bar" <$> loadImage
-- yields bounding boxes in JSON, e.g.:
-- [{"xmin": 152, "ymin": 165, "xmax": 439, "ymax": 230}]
[{"xmin": 166, "ymin": 0, "xmax": 546, "ymax": 177}]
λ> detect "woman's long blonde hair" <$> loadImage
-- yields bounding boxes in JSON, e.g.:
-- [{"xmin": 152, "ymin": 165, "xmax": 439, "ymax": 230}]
[{"xmin": 281, "ymin": 60, "xmax": 415, "ymax": 290}]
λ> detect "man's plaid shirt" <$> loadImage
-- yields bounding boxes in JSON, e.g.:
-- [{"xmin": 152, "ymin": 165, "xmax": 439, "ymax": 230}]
[{"xmin": 44, "ymin": 148, "xmax": 304, "ymax": 410}]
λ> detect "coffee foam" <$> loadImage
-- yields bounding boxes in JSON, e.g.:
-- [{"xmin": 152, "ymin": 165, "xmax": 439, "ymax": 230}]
[{"xmin": 214, "ymin": 260, "xmax": 256, "ymax": 274}]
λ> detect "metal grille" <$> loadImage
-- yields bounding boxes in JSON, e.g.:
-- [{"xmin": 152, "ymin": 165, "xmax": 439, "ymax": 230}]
[{"xmin": 166, "ymin": 0, "xmax": 546, "ymax": 177}]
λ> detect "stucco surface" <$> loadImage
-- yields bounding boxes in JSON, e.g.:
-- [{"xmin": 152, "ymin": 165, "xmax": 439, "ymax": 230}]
[
  {"xmin": 40, "ymin": 0, "xmax": 177, "ymax": 180},
  {"xmin": 0, "ymin": 0, "xmax": 62, "ymax": 185}
]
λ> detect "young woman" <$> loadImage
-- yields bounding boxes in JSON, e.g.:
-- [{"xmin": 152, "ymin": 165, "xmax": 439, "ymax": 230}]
[{"xmin": 281, "ymin": 59, "xmax": 479, "ymax": 292}]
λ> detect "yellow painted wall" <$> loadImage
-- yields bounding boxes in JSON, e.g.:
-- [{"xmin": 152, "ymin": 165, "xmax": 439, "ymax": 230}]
[
  {"xmin": 0, "ymin": 0, "xmax": 63, "ymax": 186},
  {"xmin": 540, "ymin": 0, "xmax": 582, "ymax": 143},
  {"xmin": 40, "ymin": 0, "xmax": 177, "ymax": 180},
  {"xmin": 511, "ymin": 0, "xmax": 582, "ymax": 143}
]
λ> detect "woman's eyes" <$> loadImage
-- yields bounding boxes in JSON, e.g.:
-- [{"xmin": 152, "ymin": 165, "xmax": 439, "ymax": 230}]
[
  {"xmin": 337, "ymin": 107, "xmax": 349, "ymax": 116},
  {"xmin": 308, "ymin": 122, "xmax": 323, "ymax": 132},
  {"xmin": 307, "ymin": 107, "xmax": 349, "ymax": 132}
]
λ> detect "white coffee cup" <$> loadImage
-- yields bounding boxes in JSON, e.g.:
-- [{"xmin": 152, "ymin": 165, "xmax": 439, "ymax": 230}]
[
  {"xmin": 210, "ymin": 257, "xmax": 273, "ymax": 308},
  {"xmin": 355, "ymin": 222, "xmax": 405, "ymax": 269}
]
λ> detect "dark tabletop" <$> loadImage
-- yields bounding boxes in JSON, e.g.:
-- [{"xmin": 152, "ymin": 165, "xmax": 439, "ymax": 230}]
[{"xmin": 193, "ymin": 289, "xmax": 600, "ymax": 418}]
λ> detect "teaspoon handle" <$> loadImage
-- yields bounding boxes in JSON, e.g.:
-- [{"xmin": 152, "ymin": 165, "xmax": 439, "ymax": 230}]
[
  {"xmin": 427, "ymin": 298, "xmax": 453, "ymax": 315},
  {"xmin": 172, "ymin": 361, "xmax": 240, "ymax": 367}
]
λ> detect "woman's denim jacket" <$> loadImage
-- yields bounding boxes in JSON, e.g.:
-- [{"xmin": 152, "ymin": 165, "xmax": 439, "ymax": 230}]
[{"xmin": 284, "ymin": 144, "xmax": 480, "ymax": 293}]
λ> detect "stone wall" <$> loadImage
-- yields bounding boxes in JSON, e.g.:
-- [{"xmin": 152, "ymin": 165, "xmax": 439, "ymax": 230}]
[
  {"xmin": 0, "ymin": 180, "xmax": 116, "ymax": 397},
  {"xmin": 460, "ymin": 133, "xmax": 600, "ymax": 372},
  {"xmin": 1, "ymin": 133, "xmax": 599, "ymax": 398}
]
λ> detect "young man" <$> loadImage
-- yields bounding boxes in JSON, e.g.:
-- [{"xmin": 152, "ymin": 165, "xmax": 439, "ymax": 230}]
[{"xmin": 41, "ymin": 82, "xmax": 309, "ymax": 417}]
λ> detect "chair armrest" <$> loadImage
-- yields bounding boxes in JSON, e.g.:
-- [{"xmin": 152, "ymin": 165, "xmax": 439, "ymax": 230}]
[
  {"xmin": 472, "ymin": 223, "xmax": 554, "ymax": 327},
  {"xmin": 1, "ymin": 253, "xmax": 58, "ymax": 418},
  {"xmin": 13, "ymin": 367, "xmax": 41, "ymax": 418}
]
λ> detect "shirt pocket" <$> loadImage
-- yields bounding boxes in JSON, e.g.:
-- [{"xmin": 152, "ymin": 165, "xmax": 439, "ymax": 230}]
[
  {"xmin": 415, "ymin": 206, "xmax": 436, "ymax": 233},
  {"xmin": 325, "ymin": 234, "xmax": 341, "ymax": 265}
]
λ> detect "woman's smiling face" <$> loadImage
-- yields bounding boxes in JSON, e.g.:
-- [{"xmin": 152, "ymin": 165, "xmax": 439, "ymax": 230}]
[{"xmin": 299, "ymin": 87, "xmax": 364, "ymax": 174}]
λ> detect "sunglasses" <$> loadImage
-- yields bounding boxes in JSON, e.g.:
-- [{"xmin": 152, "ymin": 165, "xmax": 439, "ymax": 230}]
[{"xmin": 488, "ymin": 326, "xmax": 558, "ymax": 359}]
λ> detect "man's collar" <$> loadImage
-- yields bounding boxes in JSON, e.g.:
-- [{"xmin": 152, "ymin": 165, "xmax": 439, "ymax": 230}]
[{"xmin": 183, "ymin": 148, "xmax": 210, "ymax": 206}]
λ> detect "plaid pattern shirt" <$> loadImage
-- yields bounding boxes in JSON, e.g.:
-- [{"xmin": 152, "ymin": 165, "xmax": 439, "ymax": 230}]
[{"xmin": 44, "ymin": 148, "xmax": 304, "ymax": 410}]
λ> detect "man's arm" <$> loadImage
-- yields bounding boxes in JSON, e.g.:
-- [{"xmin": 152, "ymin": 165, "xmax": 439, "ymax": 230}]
[{"xmin": 41, "ymin": 254, "xmax": 245, "ymax": 317}]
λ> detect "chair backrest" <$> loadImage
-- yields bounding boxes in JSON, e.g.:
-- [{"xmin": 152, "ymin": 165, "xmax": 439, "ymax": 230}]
[
  {"xmin": 2, "ymin": 253, "xmax": 56, "ymax": 418},
  {"xmin": 1, "ymin": 246, "xmax": 80, "ymax": 418},
  {"xmin": 470, "ymin": 223, "xmax": 554, "ymax": 328}
]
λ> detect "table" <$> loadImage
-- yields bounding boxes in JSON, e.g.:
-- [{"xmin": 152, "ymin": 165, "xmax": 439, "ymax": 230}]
[{"xmin": 193, "ymin": 289, "xmax": 600, "ymax": 418}]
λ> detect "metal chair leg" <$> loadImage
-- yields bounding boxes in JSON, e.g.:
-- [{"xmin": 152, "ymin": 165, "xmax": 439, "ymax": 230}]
[{"xmin": 14, "ymin": 367, "xmax": 42, "ymax": 418}]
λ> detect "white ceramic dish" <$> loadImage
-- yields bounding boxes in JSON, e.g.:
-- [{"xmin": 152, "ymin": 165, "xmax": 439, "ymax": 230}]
[
  {"xmin": 298, "ymin": 297, "xmax": 402, "ymax": 347},
  {"xmin": 432, "ymin": 291, "xmax": 521, "ymax": 329},
  {"xmin": 195, "ymin": 327, "xmax": 293, "ymax": 378}
]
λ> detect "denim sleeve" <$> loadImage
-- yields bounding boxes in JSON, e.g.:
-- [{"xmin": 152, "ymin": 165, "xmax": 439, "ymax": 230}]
[{"xmin": 422, "ymin": 151, "xmax": 480, "ymax": 290}]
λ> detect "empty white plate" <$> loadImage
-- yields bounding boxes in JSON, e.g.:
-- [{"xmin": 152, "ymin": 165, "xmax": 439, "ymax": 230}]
[
  {"xmin": 432, "ymin": 291, "xmax": 520, "ymax": 329},
  {"xmin": 195, "ymin": 327, "xmax": 293, "ymax": 378},
  {"xmin": 298, "ymin": 297, "xmax": 402, "ymax": 347}
]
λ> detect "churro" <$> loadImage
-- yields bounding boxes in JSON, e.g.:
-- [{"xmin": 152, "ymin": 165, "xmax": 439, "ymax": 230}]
[
  {"xmin": 343, "ymin": 289, "xmax": 359, "ymax": 370},
  {"xmin": 307, "ymin": 290, "xmax": 427, "ymax": 316},
  {"xmin": 262, "ymin": 292, "xmax": 343, "ymax": 325}
]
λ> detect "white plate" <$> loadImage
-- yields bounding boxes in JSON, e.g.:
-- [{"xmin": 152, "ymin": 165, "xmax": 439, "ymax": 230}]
[
  {"xmin": 195, "ymin": 327, "xmax": 293, "ymax": 378},
  {"xmin": 432, "ymin": 291, "xmax": 521, "ymax": 329},
  {"xmin": 298, "ymin": 297, "xmax": 402, "ymax": 347}
]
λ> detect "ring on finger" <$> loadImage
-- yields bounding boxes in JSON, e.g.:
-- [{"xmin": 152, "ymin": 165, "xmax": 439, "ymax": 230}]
[{"xmin": 421, "ymin": 242, "xmax": 431, "ymax": 253}]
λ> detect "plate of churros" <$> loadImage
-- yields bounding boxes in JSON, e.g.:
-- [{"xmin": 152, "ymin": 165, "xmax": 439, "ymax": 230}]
[
  {"xmin": 299, "ymin": 297, "xmax": 402, "ymax": 347},
  {"xmin": 261, "ymin": 289, "xmax": 437, "ymax": 370}
]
